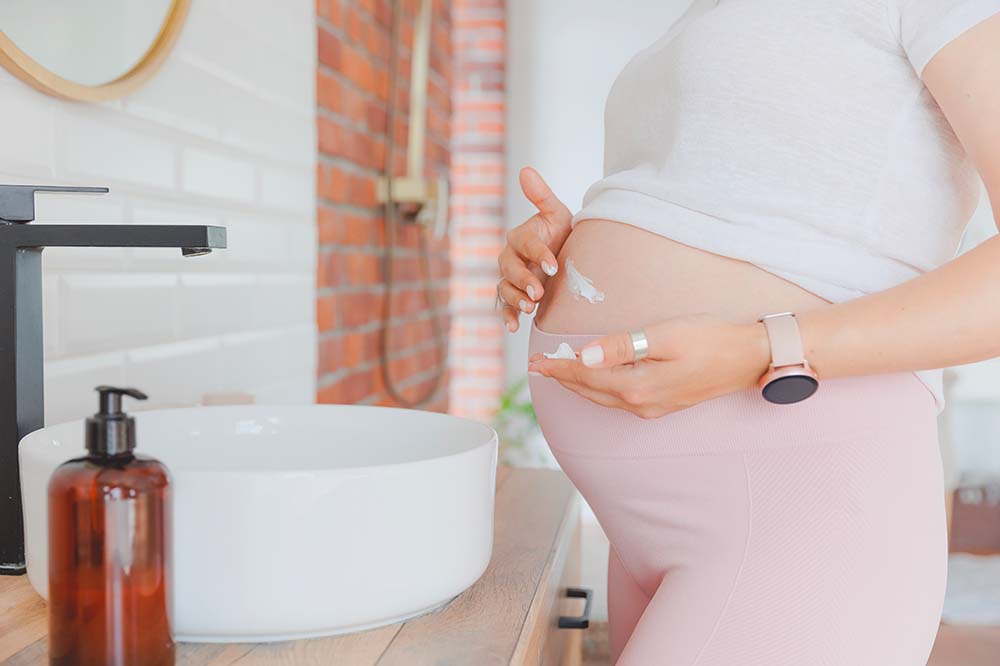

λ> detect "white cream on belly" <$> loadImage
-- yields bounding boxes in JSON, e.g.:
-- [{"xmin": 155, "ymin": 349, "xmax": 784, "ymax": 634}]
[{"xmin": 565, "ymin": 258, "xmax": 605, "ymax": 304}]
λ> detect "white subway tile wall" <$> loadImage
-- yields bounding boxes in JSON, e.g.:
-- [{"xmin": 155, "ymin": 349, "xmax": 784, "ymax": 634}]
[{"xmin": 0, "ymin": 0, "xmax": 317, "ymax": 425}]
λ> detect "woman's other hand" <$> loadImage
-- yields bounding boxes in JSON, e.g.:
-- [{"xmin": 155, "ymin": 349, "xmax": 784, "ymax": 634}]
[
  {"xmin": 497, "ymin": 167, "xmax": 573, "ymax": 332},
  {"xmin": 527, "ymin": 314, "xmax": 773, "ymax": 418}
]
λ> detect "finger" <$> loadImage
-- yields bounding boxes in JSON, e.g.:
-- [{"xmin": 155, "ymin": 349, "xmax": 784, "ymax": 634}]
[
  {"xmin": 498, "ymin": 279, "xmax": 536, "ymax": 314},
  {"xmin": 499, "ymin": 302, "xmax": 520, "ymax": 333},
  {"xmin": 509, "ymin": 222, "xmax": 559, "ymax": 277},
  {"xmin": 579, "ymin": 327, "xmax": 670, "ymax": 368},
  {"xmin": 553, "ymin": 378, "xmax": 623, "ymax": 409},
  {"xmin": 553, "ymin": 368, "xmax": 672, "ymax": 418},
  {"xmin": 528, "ymin": 358, "xmax": 584, "ymax": 383},
  {"xmin": 530, "ymin": 358, "xmax": 619, "ymax": 393},
  {"xmin": 519, "ymin": 167, "xmax": 572, "ymax": 226},
  {"xmin": 533, "ymin": 357, "xmax": 643, "ymax": 397},
  {"xmin": 499, "ymin": 245, "xmax": 546, "ymax": 300}
]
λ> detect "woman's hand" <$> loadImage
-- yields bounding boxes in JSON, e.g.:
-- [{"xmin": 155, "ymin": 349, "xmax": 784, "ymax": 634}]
[
  {"xmin": 497, "ymin": 167, "xmax": 574, "ymax": 332},
  {"xmin": 528, "ymin": 314, "xmax": 772, "ymax": 418}
]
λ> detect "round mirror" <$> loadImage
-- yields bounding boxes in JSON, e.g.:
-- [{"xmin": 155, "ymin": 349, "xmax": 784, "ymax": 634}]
[{"xmin": 0, "ymin": 0, "xmax": 190, "ymax": 102}]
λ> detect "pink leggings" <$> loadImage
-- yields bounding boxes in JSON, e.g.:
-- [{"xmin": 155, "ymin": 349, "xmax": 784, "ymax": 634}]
[{"xmin": 528, "ymin": 324, "xmax": 948, "ymax": 666}]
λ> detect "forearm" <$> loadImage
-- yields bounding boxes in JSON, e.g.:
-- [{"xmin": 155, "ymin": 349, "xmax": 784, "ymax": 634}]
[{"xmin": 796, "ymin": 226, "xmax": 1000, "ymax": 379}]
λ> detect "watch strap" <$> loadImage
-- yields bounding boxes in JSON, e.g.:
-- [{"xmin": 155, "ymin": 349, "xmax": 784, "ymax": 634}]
[{"xmin": 759, "ymin": 312, "xmax": 806, "ymax": 368}]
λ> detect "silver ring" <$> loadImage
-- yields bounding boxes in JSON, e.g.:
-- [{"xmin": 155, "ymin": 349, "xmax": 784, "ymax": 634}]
[{"xmin": 629, "ymin": 329, "xmax": 649, "ymax": 362}]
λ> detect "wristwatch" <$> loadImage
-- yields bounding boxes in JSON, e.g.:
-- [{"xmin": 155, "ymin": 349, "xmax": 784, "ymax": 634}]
[{"xmin": 756, "ymin": 312, "xmax": 818, "ymax": 404}]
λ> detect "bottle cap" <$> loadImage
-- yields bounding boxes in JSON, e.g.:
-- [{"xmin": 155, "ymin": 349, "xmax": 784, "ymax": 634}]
[{"xmin": 85, "ymin": 386, "xmax": 148, "ymax": 457}]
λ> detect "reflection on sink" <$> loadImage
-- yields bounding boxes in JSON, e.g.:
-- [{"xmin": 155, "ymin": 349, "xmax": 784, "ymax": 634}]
[{"xmin": 19, "ymin": 405, "xmax": 498, "ymax": 642}]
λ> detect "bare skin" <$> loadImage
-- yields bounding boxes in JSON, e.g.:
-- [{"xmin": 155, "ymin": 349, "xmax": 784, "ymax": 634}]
[{"xmin": 500, "ymin": 15, "xmax": 1000, "ymax": 418}]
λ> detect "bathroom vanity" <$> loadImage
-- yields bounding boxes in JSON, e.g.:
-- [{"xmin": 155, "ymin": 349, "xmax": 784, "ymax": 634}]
[{"xmin": 0, "ymin": 467, "xmax": 585, "ymax": 665}]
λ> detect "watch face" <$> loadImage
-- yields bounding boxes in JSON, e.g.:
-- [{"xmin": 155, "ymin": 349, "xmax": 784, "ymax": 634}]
[{"xmin": 762, "ymin": 374, "xmax": 818, "ymax": 404}]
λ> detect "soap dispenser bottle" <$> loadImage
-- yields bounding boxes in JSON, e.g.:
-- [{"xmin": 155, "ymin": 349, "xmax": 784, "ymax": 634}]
[{"xmin": 47, "ymin": 386, "xmax": 174, "ymax": 666}]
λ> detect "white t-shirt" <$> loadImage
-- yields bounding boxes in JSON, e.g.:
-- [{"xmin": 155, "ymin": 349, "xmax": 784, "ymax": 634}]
[{"xmin": 573, "ymin": 0, "xmax": 1000, "ymax": 415}]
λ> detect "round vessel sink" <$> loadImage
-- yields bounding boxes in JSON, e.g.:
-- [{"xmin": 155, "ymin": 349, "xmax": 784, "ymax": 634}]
[{"xmin": 19, "ymin": 405, "xmax": 498, "ymax": 642}]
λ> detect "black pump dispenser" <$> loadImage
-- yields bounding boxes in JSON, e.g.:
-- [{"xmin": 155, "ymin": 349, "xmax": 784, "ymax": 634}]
[{"xmin": 85, "ymin": 386, "xmax": 148, "ymax": 457}]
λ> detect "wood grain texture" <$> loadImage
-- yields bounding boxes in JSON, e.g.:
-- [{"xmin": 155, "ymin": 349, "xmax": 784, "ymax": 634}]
[
  {"xmin": 513, "ymin": 499, "xmax": 580, "ymax": 665},
  {"xmin": 928, "ymin": 624, "xmax": 1000, "ymax": 666},
  {"xmin": 559, "ymin": 517, "xmax": 583, "ymax": 666},
  {"xmin": 0, "ymin": 466, "xmax": 580, "ymax": 666},
  {"xmin": 224, "ymin": 625, "xmax": 401, "ymax": 666},
  {"xmin": 0, "ymin": 0, "xmax": 190, "ymax": 102},
  {"xmin": 0, "ymin": 575, "xmax": 47, "ymax": 662}
]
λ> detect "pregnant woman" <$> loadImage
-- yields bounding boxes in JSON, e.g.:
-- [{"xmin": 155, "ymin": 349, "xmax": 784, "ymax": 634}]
[{"xmin": 496, "ymin": 2, "xmax": 1000, "ymax": 665}]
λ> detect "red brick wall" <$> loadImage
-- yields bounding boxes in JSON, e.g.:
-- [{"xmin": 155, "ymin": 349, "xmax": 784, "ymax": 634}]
[
  {"xmin": 316, "ymin": 0, "xmax": 453, "ymax": 411},
  {"xmin": 448, "ymin": 0, "xmax": 506, "ymax": 422}
]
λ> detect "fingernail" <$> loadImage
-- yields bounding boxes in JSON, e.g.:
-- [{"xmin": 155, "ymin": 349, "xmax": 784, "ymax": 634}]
[
  {"xmin": 542, "ymin": 261, "xmax": 557, "ymax": 277},
  {"xmin": 519, "ymin": 299, "xmax": 531, "ymax": 313},
  {"xmin": 526, "ymin": 285, "xmax": 536, "ymax": 300},
  {"xmin": 581, "ymin": 345, "xmax": 604, "ymax": 367},
  {"xmin": 507, "ymin": 321, "xmax": 517, "ymax": 332}
]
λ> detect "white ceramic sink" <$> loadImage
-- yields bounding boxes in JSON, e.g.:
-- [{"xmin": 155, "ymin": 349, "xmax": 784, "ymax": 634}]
[{"xmin": 19, "ymin": 405, "xmax": 498, "ymax": 642}]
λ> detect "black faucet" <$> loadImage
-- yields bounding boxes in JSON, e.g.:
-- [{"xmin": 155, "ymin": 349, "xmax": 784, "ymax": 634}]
[{"xmin": 0, "ymin": 185, "xmax": 227, "ymax": 574}]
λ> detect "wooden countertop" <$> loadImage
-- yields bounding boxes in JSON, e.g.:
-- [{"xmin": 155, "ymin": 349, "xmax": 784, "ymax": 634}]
[{"xmin": 0, "ymin": 466, "xmax": 580, "ymax": 665}]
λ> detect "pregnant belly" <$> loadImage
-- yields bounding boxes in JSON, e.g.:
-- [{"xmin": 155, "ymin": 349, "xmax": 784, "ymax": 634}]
[{"xmin": 534, "ymin": 219, "xmax": 833, "ymax": 335}]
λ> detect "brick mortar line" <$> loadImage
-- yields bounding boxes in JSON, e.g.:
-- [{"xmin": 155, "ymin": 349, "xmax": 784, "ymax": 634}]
[
  {"xmin": 316, "ymin": 196, "xmax": 383, "ymax": 214},
  {"xmin": 316, "ymin": 57, "xmax": 453, "ymax": 117},
  {"xmin": 315, "ymin": 155, "xmax": 454, "ymax": 181},
  {"xmin": 318, "ymin": 257, "xmax": 453, "ymax": 269},
  {"xmin": 317, "ymin": 316, "xmax": 452, "ymax": 346},
  {"xmin": 316, "ymin": 278, "xmax": 452, "ymax": 293},
  {"xmin": 318, "ymin": 8, "xmax": 445, "ymax": 61},
  {"xmin": 356, "ymin": 369, "xmax": 451, "ymax": 407},
  {"xmin": 316, "ymin": 305, "xmax": 452, "ymax": 339},
  {"xmin": 317, "ymin": 165, "xmax": 451, "ymax": 200},
  {"xmin": 386, "ymin": 364, "xmax": 450, "ymax": 393},
  {"xmin": 316, "ymin": 106, "xmax": 450, "ymax": 150},
  {"xmin": 317, "ymin": 62, "xmax": 391, "ymax": 106},
  {"xmin": 317, "ymin": 244, "xmax": 451, "ymax": 257},
  {"xmin": 453, "ymin": 89, "xmax": 505, "ymax": 101},
  {"xmin": 319, "ymin": 295, "xmax": 451, "ymax": 322},
  {"xmin": 321, "ymin": 330, "xmax": 445, "ymax": 367},
  {"xmin": 318, "ymin": 249, "xmax": 452, "ymax": 262},
  {"xmin": 316, "ymin": 335, "xmax": 448, "ymax": 389},
  {"xmin": 316, "ymin": 107, "xmax": 385, "ymax": 139},
  {"xmin": 317, "ymin": 152, "xmax": 383, "ymax": 177},
  {"xmin": 315, "ymin": 198, "xmax": 384, "ymax": 217},
  {"xmin": 317, "ymin": 286, "xmax": 452, "ymax": 299},
  {"xmin": 316, "ymin": 15, "xmax": 414, "ymax": 63},
  {"xmin": 451, "ymin": 269, "xmax": 507, "ymax": 278},
  {"xmin": 318, "ymin": 262, "xmax": 451, "ymax": 275}
]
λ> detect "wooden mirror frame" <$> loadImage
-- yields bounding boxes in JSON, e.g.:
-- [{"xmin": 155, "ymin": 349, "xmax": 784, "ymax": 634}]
[{"xmin": 0, "ymin": 0, "xmax": 191, "ymax": 102}]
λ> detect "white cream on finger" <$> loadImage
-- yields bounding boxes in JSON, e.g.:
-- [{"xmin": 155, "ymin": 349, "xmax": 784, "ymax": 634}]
[{"xmin": 543, "ymin": 342, "xmax": 577, "ymax": 360}]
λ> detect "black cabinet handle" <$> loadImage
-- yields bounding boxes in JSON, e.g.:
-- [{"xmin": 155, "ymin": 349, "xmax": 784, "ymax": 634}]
[{"xmin": 558, "ymin": 587, "xmax": 593, "ymax": 629}]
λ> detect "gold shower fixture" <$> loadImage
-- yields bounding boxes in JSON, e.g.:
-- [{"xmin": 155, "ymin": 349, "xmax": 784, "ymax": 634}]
[{"xmin": 376, "ymin": 0, "xmax": 449, "ymax": 239}]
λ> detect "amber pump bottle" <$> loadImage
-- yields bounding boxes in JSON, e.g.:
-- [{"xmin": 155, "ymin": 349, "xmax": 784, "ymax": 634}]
[{"xmin": 48, "ymin": 386, "xmax": 174, "ymax": 666}]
